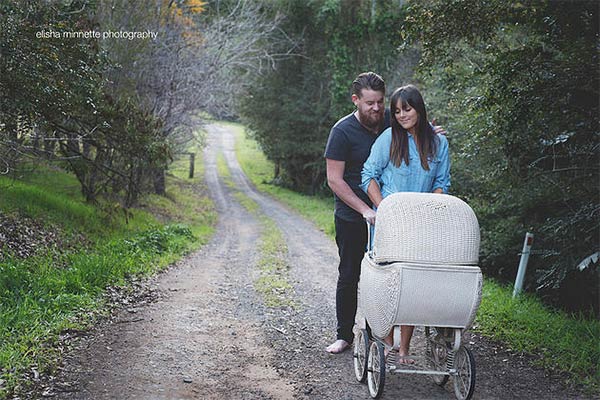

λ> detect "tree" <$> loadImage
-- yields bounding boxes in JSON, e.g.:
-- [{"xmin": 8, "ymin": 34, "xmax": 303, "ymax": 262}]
[
  {"xmin": 97, "ymin": 0, "xmax": 292, "ymax": 194},
  {"xmin": 240, "ymin": 0, "xmax": 413, "ymax": 193},
  {"xmin": 1, "ymin": 0, "xmax": 288, "ymax": 204},
  {"xmin": 0, "ymin": 0, "xmax": 172, "ymax": 206},
  {"xmin": 0, "ymin": 0, "xmax": 103, "ymax": 174},
  {"xmin": 404, "ymin": 0, "xmax": 599, "ymax": 314}
]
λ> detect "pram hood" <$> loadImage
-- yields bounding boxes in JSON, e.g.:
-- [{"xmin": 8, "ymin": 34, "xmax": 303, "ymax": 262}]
[{"xmin": 372, "ymin": 193, "xmax": 480, "ymax": 265}]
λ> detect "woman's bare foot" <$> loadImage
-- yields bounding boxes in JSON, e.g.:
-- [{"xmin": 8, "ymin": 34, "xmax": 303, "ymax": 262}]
[
  {"xmin": 383, "ymin": 337, "xmax": 393, "ymax": 357},
  {"xmin": 325, "ymin": 339, "xmax": 350, "ymax": 354},
  {"xmin": 397, "ymin": 325, "xmax": 415, "ymax": 364},
  {"xmin": 397, "ymin": 355, "xmax": 415, "ymax": 364},
  {"xmin": 397, "ymin": 347, "xmax": 415, "ymax": 364}
]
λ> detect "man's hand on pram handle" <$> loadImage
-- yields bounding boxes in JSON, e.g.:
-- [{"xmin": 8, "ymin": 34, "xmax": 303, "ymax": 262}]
[{"xmin": 362, "ymin": 208, "xmax": 376, "ymax": 225}]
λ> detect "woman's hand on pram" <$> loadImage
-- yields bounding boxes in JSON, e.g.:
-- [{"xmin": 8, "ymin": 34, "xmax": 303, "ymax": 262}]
[{"xmin": 362, "ymin": 209, "xmax": 376, "ymax": 225}]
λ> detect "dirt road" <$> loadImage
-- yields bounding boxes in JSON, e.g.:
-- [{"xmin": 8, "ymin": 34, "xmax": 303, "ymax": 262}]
[{"xmin": 42, "ymin": 124, "xmax": 589, "ymax": 399}]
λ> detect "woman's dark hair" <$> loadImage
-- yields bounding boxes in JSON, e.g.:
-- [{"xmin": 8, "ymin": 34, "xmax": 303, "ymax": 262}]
[{"xmin": 389, "ymin": 85, "xmax": 438, "ymax": 170}]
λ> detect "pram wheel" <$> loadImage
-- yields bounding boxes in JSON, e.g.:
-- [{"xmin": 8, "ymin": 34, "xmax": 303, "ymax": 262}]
[
  {"xmin": 425, "ymin": 327, "xmax": 449, "ymax": 386},
  {"xmin": 367, "ymin": 341, "xmax": 385, "ymax": 398},
  {"xmin": 453, "ymin": 346, "xmax": 476, "ymax": 400},
  {"xmin": 428, "ymin": 343, "xmax": 450, "ymax": 386},
  {"xmin": 353, "ymin": 328, "xmax": 370, "ymax": 382}
]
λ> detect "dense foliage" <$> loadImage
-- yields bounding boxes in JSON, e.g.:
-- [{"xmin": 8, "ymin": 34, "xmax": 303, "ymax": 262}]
[
  {"xmin": 0, "ymin": 0, "xmax": 171, "ymax": 205},
  {"xmin": 239, "ymin": 0, "xmax": 415, "ymax": 193},
  {"xmin": 404, "ymin": 0, "xmax": 599, "ymax": 314},
  {"xmin": 1, "ymin": 0, "xmax": 283, "ymax": 204},
  {"xmin": 240, "ymin": 0, "xmax": 598, "ymax": 314}
]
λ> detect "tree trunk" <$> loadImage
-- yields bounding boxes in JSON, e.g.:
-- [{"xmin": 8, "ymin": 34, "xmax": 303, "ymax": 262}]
[
  {"xmin": 153, "ymin": 167, "xmax": 166, "ymax": 195},
  {"xmin": 82, "ymin": 139, "xmax": 92, "ymax": 159}
]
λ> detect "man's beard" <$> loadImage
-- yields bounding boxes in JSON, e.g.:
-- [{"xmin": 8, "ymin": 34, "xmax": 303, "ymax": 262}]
[{"xmin": 357, "ymin": 108, "xmax": 383, "ymax": 132}]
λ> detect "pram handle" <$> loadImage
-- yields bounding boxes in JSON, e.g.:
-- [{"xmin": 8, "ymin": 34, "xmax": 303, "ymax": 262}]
[{"xmin": 366, "ymin": 220, "xmax": 373, "ymax": 258}]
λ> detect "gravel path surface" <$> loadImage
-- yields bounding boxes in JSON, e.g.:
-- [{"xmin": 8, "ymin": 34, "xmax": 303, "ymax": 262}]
[{"xmin": 35, "ymin": 123, "xmax": 591, "ymax": 400}]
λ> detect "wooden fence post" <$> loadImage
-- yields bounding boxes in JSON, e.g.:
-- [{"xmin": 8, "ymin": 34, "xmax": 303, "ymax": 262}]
[{"xmin": 189, "ymin": 152, "xmax": 195, "ymax": 179}]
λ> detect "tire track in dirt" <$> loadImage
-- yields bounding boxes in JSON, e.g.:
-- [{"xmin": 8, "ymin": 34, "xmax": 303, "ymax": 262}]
[{"xmin": 49, "ymin": 128, "xmax": 295, "ymax": 399}]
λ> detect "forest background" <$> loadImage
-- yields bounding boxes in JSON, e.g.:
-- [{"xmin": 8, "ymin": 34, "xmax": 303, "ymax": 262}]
[{"xmin": 1, "ymin": 0, "xmax": 598, "ymax": 316}]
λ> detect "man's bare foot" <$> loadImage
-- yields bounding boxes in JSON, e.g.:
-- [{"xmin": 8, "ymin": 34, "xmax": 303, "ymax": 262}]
[{"xmin": 326, "ymin": 339, "xmax": 350, "ymax": 354}]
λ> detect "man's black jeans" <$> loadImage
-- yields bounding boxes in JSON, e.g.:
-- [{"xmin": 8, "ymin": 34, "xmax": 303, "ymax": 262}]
[{"xmin": 334, "ymin": 216, "xmax": 368, "ymax": 344}]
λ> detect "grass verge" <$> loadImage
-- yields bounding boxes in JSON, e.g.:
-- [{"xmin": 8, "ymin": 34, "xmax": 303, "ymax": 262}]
[
  {"xmin": 229, "ymin": 121, "xmax": 600, "ymax": 392},
  {"xmin": 0, "ymin": 146, "xmax": 215, "ymax": 399},
  {"xmin": 477, "ymin": 280, "xmax": 600, "ymax": 390},
  {"xmin": 228, "ymin": 122, "xmax": 335, "ymax": 238}
]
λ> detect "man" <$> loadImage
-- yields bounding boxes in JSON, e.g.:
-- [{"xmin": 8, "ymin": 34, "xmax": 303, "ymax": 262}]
[
  {"xmin": 324, "ymin": 72, "xmax": 387, "ymax": 353},
  {"xmin": 324, "ymin": 72, "xmax": 444, "ymax": 353}
]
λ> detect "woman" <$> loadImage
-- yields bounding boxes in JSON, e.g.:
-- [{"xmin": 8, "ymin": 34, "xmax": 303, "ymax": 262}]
[{"xmin": 360, "ymin": 84, "xmax": 450, "ymax": 362}]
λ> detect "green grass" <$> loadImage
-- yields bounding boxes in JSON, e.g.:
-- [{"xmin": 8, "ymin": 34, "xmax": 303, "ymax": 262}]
[
  {"xmin": 216, "ymin": 151, "xmax": 231, "ymax": 181},
  {"xmin": 0, "ymin": 145, "xmax": 215, "ymax": 399},
  {"xmin": 477, "ymin": 280, "xmax": 600, "ymax": 390},
  {"xmin": 229, "ymin": 122, "xmax": 335, "ymax": 237},
  {"xmin": 8, "ymin": 162, "xmax": 82, "ymax": 198},
  {"xmin": 0, "ymin": 176, "xmax": 112, "ymax": 239},
  {"xmin": 228, "ymin": 121, "xmax": 600, "ymax": 392},
  {"xmin": 254, "ymin": 217, "xmax": 295, "ymax": 308}
]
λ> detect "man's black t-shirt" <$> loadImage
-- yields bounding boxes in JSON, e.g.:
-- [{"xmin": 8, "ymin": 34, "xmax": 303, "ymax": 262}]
[{"xmin": 324, "ymin": 111, "xmax": 391, "ymax": 222}]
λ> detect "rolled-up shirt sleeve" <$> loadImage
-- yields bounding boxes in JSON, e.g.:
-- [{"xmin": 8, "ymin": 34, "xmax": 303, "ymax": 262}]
[
  {"xmin": 432, "ymin": 134, "xmax": 451, "ymax": 193},
  {"xmin": 360, "ymin": 129, "xmax": 391, "ymax": 193}
]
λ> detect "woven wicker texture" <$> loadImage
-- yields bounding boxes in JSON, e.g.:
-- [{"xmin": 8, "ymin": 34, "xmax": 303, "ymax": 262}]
[
  {"xmin": 359, "ymin": 258, "xmax": 483, "ymax": 339},
  {"xmin": 373, "ymin": 193, "xmax": 480, "ymax": 265}
]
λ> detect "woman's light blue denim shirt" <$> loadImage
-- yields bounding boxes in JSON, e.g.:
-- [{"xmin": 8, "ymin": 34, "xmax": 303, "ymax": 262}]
[{"xmin": 360, "ymin": 127, "xmax": 451, "ymax": 197}]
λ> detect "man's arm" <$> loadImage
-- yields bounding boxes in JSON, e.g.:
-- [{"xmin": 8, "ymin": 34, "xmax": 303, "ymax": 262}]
[{"xmin": 326, "ymin": 158, "xmax": 376, "ymax": 224}]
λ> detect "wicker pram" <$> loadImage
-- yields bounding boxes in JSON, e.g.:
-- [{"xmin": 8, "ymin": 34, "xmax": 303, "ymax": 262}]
[{"xmin": 354, "ymin": 192, "xmax": 483, "ymax": 400}]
